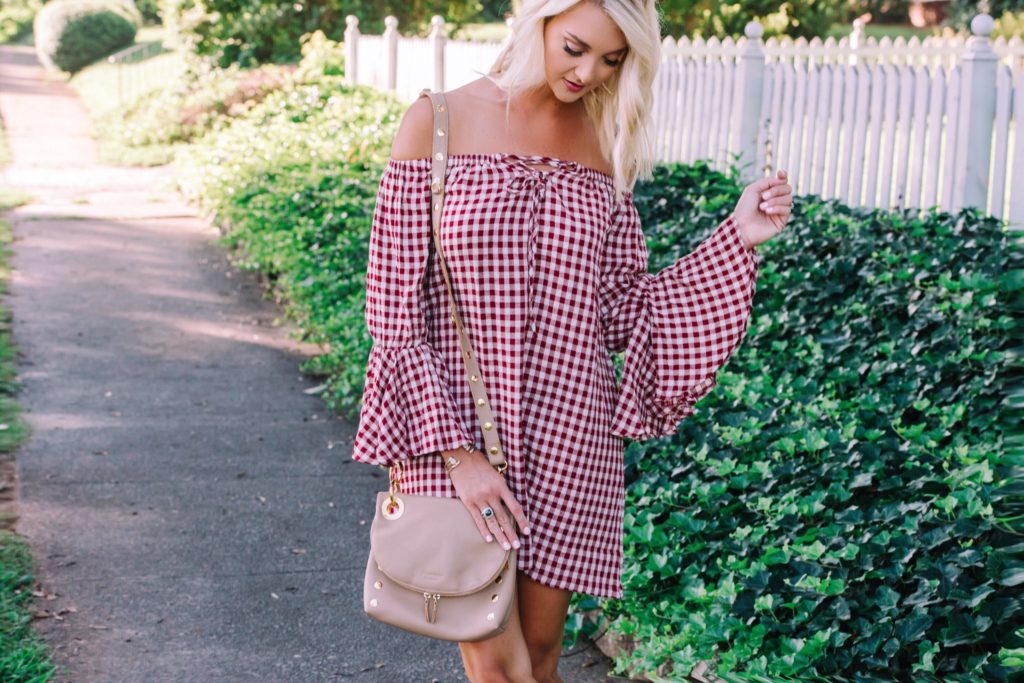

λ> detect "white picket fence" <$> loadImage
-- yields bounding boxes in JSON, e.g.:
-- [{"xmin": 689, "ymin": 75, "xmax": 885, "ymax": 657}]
[{"xmin": 344, "ymin": 14, "xmax": 1023, "ymax": 224}]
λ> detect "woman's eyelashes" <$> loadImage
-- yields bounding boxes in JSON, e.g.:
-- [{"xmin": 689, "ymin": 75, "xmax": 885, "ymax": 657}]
[{"xmin": 563, "ymin": 43, "xmax": 623, "ymax": 67}]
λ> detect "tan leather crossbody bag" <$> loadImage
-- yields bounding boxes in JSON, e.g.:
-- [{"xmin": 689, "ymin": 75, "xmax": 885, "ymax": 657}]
[{"xmin": 362, "ymin": 88, "xmax": 518, "ymax": 642}]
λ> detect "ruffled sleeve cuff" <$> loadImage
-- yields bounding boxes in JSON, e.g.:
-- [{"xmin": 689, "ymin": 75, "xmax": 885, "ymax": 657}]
[
  {"xmin": 352, "ymin": 342, "xmax": 474, "ymax": 466},
  {"xmin": 610, "ymin": 214, "xmax": 759, "ymax": 441}
]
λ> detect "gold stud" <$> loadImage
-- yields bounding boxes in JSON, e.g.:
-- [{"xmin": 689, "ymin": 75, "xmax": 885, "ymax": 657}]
[
  {"xmin": 436, "ymin": 128, "xmax": 445, "ymax": 136},
  {"xmin": 495, "ymin": 576, "xmax": 503, "ymax": 584},
  {"xmin": 374, "ymin": 581, "xmax": 383, "ymax": 590},
  {"xmin": 434, "ymin": 202, "xmax": 440, "ymax": 211},
  {"xmin": 491, "ymin": 594, "xmax": 498, "ymax": 602},
  {"xmin": 471, "ymin": 375, "xmax": 480, "ymax": 382},
  {"xmin": 435, "ymin": 152, "xmax": 444, "ymax": 161},
  {"xmin": 431, "ymin": 177, "xmax": 442, "ymax": 193},
  {"xmin": 369, "ymin": 599, "xmax": 378, "ymax": 607},
  {"xmin": 486, "ymin": 613, "xmax": 495, "ymax": 621},
  {"xmin": 477, "ymin": 398, "xmax": 486, "ymax": 406},
  {"xmin": 465, "ymin": 350, "xmax": 472, "ymax": 358},
  {"xmin": 437, "ymin": 104, "xmax": 445, "ymax": 112},
  {"xmin": 489, "ymin": 446, "xmax": 499, "ymax": 455},
  {"xmin": 484, "ymin": 422, "xmax": 493, "ymax": 431}
]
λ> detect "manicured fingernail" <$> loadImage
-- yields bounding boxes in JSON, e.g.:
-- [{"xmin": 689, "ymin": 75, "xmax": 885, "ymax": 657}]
[
  {"xmin": 502, "ymin": 542, "xmax": 511, "ymax": 550},
  {"xmin": 523, "ymin": 527, "xmax": 531, "ymax": 535},
  {"xmin": 762, "ymin": 191, "xmax": 770, "ymax": 200},
  {"xmin": 512, "ymin": 540, "xmax": 521, "ymax": 549},
  {"xmin": 485, "ymin": 535, "xmax": 493, "ymax": 543},
  {"xmin": 759, "ymin": 202, "xmax": 767, "ymax": 210}
]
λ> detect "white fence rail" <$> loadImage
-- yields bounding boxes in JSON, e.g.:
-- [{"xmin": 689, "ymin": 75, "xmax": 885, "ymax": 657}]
[{"xmin": 344, "ymin": 14, "xmax": 1022, "ymax": 224}]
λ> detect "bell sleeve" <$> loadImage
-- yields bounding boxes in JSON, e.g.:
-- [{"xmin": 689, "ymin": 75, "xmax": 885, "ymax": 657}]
[
  {"xmin": 599, "ymin": 192, "xmax": 760, "ymax": 441},
  {"xmin": 351, "ymin": 159, "xmax": 475, "ymax": 467}
]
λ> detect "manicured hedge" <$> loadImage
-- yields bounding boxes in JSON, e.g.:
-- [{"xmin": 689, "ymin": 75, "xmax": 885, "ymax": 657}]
[
  {"xmin": 34, "ymin": 0, "xmax": 140, "ymax": 74},
  {"xmin": 178, "ymin": 78, "xmax": 1021, "ymax": 681}
]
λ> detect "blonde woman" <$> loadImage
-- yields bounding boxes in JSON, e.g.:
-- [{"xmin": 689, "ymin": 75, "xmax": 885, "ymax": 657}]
[{"xmin": 352, "ymin": 0, "xmax": 793, "ymax": 680}]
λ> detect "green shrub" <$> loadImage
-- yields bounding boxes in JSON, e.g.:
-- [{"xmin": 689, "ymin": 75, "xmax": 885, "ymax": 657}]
[
  {"xmin": 0, "ymin": 0, "xmax": 42, "ymax": 44},
  {"xmin": 161, "ymin": 0, "xmax": 486, "ymax": 67},
  {"xmin": 134, "ymin": 0, "xmax": 161, "ymax": 24},
  {"xmin": 175, "ymin": 81, "xmax": 404, "ymax": 414},
  {"xmin": 657, "ymin": 0, "xmax": 844, "ymax": 39},
  {"xmin": 946, "ymin": 0, "xmax": 1024, "ymax": 31},
  {"xmin": 34, "ymin": 0, "xmax": 140, "ymax": 74},
  {"xmin": 993, "ymin": 9, "xmax": 1024, "ymax": 38},
  {"xmin": 95, "ymin": 62, "xmax": 295, "ymax": 150},
  {"xmin": 575, "ymin": 162, "xmax": 1020, "ymax": 681}
]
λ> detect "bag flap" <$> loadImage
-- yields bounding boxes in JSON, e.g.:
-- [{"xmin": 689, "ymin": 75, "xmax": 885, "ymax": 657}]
[{"xmin": 370, "ymin": 492, "xmax": 511, "ymax": 595}]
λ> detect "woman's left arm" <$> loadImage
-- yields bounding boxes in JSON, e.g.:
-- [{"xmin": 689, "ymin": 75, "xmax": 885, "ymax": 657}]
[{"xmin": 598, "ymin": 196, "xmax": 761, "ymax": 441}]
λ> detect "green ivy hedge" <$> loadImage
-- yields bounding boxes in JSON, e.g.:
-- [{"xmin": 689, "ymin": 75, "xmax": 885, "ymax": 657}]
[
  {"xmin": 178, "ymin": 80, "xmax": 1020, "ymax": 681},
  {"xmin": 584, "ymin": 163, "xmax": 1020, "ymax": 681}
]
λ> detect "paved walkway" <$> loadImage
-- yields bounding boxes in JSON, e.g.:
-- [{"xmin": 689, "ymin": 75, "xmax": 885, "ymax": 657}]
[{"xmin": 0, "ymin": 44, "xmax": 614, "ymax": 682}]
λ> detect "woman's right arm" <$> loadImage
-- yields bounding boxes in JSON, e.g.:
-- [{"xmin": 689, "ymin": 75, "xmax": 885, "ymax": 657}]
[
  {"xmin": 350, "ymin": 98, "xmax": 476, "ymax": 467},
  {"xmin": 372, "ymin": 94, "xmax": 528, "ymax": 548}
]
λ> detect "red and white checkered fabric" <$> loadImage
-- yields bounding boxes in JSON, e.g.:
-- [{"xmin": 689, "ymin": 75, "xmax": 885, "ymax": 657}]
[{"xmin": 352, "ymin": 152, "xmax": 760, "ymax": 597}]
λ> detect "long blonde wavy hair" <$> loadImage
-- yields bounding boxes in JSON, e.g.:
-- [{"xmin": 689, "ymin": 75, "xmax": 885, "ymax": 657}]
[{"xmin": 486, "ymin": 0, "xmax": 662, "ymax": 200}]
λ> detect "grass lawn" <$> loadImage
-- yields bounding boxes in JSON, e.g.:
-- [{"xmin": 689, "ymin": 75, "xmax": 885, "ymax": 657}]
[
  {"xmin": 0, "ymin": 215, "xmax": 51, "ymax": 683},
  {"xmin": 0, "ymin": 107, "xmax": 53, "ymax": 683}
]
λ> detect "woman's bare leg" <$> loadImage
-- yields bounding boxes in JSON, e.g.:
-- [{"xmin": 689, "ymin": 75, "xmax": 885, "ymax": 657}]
[
  {"xmin": 517, "ymin": 573, "xmax": 572, "ymax": 683},
  {"xmin": 458, "ymin": 576, "xmax": 537, "ymax": 683}
]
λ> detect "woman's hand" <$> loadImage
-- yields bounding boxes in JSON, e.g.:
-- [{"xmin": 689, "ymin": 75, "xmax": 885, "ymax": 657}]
[
  {"xmin": 444, "ymin": 447, "xmax": 529, "ymax": 551},
  {"xmin": 733, "ymin": 169, "xmax": 793, "ymax": 250}
]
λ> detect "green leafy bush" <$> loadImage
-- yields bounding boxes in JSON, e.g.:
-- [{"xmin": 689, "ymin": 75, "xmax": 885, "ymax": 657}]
[
  {"xmin": 578, "ymin": 163, "xmax": 1020, "ymax": 681},
  {"xmin": 0, "ymin": 0, "xmax": 42, "ymax": 44},
  {"xmin": 134, "ymin": 0, "xmax": 161, "ymax": 24},
  {"xmin": 993, "ymin": 9, "xmax": 1024, "ymax": 38},
  {"xmin": 657, "ymin": 0, "xmax": 844, "ymax": 39},
  {"xmin": 33, "ymin": 0, "xmax": 140, "ymax": 74},
  {"xmin": 96, "ymin": 61, "xmax": 295, "ymax": 150},
  {"xmin": 175, "ymin": 80, "xmax": 404, "ymax": 415},
  {"xmin": 946, "ymin": 0, "xmax": 1024, "ymax": 31},
  {"xmin": 161, "ymin": 0, "xmax": 485, "ymax": 67}
]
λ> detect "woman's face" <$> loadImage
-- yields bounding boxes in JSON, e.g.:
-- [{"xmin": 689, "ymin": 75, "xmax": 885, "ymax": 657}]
[{"xmin": 543, "ymin": 1, "xmax": 628, "ymax": 102}]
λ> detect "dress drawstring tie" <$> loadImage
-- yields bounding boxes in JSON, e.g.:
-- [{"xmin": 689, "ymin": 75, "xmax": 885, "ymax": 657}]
[{"xmin": 502, "ymin": 155, "xmax": 584, "ymax": 336}]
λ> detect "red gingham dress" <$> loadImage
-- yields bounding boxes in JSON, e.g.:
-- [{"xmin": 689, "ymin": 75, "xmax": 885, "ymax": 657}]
[{"xmin": 352, "ymin": 152, "xmax": 760, "ymax": 598}]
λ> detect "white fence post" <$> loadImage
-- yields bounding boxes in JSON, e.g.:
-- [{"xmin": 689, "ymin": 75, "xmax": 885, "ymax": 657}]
[
  {"xmin": 952, "ymin": 14, "xmax": 998, "ymax": 212},
  {"xmin": 849, "ymin": 17, "xmax": 865, "ymax": 66},
  {"xmin": 344, "ymin": 15, "xmax": 360, "ymax": 86},
  {"xmin": 429, "ymin": 15, "xmax": 447, "ymax": 92},
  {"xmin": 383, "ymin": 16, "xmax": 399, "ymax": 92},
  {"xmin": 731, "ymin": 21, "xmax": 766, "ymax": 184}
]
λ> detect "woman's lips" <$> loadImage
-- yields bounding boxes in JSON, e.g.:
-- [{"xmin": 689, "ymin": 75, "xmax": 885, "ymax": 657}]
[{"xmin": 563, "ymin": 78, "xmax": 583, "ymax": 93}]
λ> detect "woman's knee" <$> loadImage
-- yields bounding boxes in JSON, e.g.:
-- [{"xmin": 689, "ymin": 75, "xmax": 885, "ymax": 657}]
[{"xmin": 524, "ymin": 635, "xmax": 563, "ymax": 681}]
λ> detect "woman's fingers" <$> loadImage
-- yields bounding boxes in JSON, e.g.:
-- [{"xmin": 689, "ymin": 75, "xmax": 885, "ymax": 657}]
[
  {"xmin": 486, "ymin": 503, "xmax": 519, "ymax": 550},
  {"xmin": 501, "ymin": 488, "xmax": 530, "ymax": 536},
  {"xmin": 466, "ymin": 502, "xmax": 494, "ymax": 543}
]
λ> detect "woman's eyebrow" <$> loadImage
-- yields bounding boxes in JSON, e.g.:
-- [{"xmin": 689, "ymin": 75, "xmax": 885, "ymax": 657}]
[{"xmin": 565, "ymin": 31, "xmax": 628, "ymax": 55}]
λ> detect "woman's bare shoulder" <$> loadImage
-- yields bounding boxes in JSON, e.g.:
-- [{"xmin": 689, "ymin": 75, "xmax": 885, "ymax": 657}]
[{"xmin": 389, "ymin": 94, "xmax": 436, "ymax": 161}]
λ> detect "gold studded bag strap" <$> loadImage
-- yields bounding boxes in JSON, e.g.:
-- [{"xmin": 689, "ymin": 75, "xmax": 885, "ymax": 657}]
[{"xmin": 419, "ymin": 87, "xmax": 507, "ymax": 473}]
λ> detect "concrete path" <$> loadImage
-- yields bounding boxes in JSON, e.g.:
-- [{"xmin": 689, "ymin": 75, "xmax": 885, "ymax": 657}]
[{"xmin": 0, "ymin": 44, "xmax": 615, "ymax": 682}]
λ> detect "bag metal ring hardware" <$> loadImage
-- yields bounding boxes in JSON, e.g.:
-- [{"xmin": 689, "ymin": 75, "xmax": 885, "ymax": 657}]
[{"xmin": 382, "ymin": 495, "xmax": 405, "ymax": 520}]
